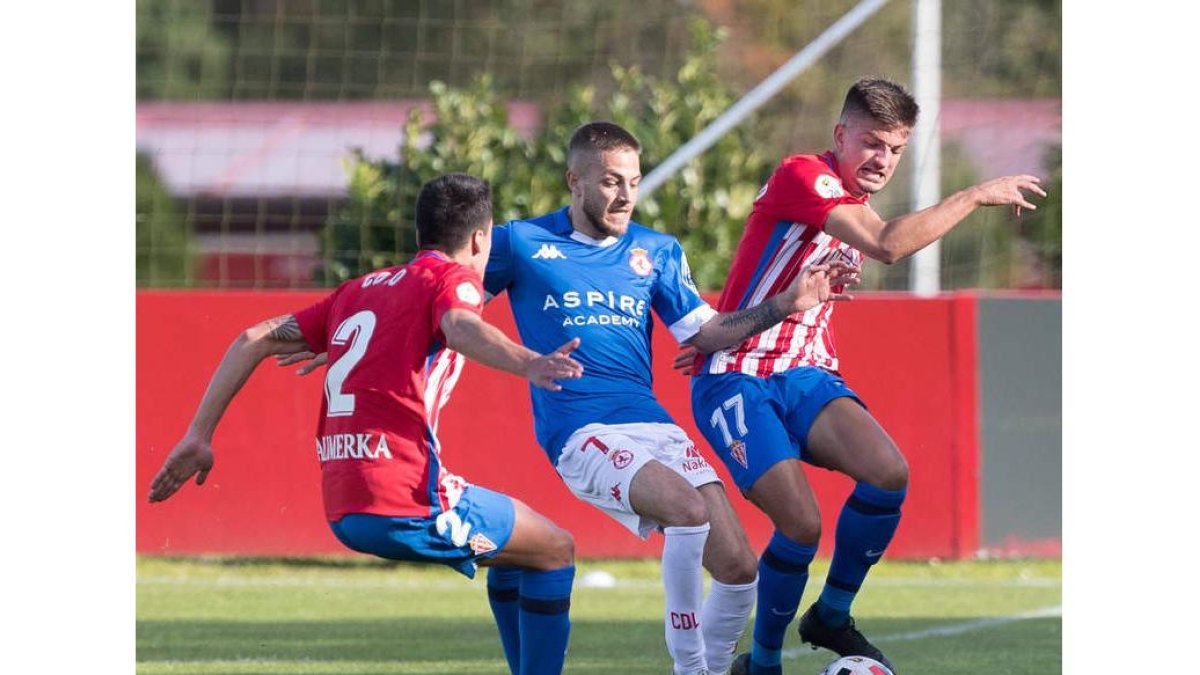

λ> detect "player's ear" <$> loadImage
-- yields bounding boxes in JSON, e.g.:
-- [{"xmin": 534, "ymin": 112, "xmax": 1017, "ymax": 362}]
[
  {"xmin": 565, "ymin": 169, "xmax": 579, "ymax": 198},
  {"xmin": 470, "ymin": 225, "xmax": 490, "ymax": 257},
  {"xmin": 833, "ymin": 122, "xmax": 847, "ymax": 153}
]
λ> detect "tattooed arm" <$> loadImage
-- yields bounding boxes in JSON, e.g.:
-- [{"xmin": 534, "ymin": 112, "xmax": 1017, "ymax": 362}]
[
  {"xmin": 149, "ymin": 314, "xmax": 311, "ymax": 502},
  {"xmin": 684, "ymin": 262, "xmax": 860, "ymax": 355}
]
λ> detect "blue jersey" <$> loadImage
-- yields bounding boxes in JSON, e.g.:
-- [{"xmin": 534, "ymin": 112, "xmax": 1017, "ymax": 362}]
[{"xmin": 485, "ymin": 207, "xmax": 716, "ymax": 463}]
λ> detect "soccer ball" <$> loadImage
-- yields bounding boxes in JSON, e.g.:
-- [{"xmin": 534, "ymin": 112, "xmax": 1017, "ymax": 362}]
[{"xmin": 818, "ymin": 655, "xmax": 894, "ymax": 675}]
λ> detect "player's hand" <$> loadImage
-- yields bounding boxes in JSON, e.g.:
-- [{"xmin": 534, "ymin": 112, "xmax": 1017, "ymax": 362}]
[
  {"xmin": 787, "ymin": 261, "xmax": 860, "ymax": 312},
  {"xmin": 673, "ymin": 345, "xmax": 698, "ymax": 375},
  {"xmin": 527, "ymin": 338, "xmax": 584, "ymax": 391},
  {"xmin": 275, "ymin": 350, "xmax": 328, "ymax": 376},
  {"xmin": 970, "ymin": 175, "xmax": 1047, "ymax": 218},
  {"xmin": 149, "ymin": 433, "xmax": 215, "ymax": 503}
]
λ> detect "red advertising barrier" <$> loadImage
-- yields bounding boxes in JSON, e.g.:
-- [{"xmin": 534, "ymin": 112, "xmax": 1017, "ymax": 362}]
[{"xmin": 136, "ymin": 291, "xmax": 980, "ymax": 559}]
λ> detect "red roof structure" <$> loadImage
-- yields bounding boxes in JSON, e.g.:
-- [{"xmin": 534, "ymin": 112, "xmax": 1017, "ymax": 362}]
[
  {"xmin": 137, "ymin": 99, "xmax": 1060, "ymax": 199},
  {"xmin": 136, "ymin": 101, "xmax": 543, "ymax": 198}
]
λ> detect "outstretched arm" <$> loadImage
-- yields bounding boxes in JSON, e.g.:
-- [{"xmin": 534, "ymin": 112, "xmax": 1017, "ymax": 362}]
[
  {"xmin": 440, "ymin": 309, "xmax": 583, "ymax": 391},
  {"xmin": 148, "ymin": 315, "xmax": 312, "ymax": 503},
  {"xmin": 826, "ymin": 174, "xmax": 1047, "ymax": 264},
  {"xmin": 685, "ymin": 262, "xmax": 859, "ymax": 354}
]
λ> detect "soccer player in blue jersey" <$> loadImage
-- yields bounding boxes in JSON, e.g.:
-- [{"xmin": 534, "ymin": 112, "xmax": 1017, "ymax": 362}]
[
  {"xmin": 284, "ymin": 123, "xmax": 856, "ymax": 674},
  {"xmin": 482, "ymin": 122, "xmax": 858, "ymax": 675}
]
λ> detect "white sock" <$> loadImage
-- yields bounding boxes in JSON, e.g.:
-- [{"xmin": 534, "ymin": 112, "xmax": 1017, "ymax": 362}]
[
  {"xmin": 701, "ymin": 575, "xmax": 758, "ymax": 674},
  {"xmin": 662, "ymin": 524, "xmax": 711, "ymax": 675}
]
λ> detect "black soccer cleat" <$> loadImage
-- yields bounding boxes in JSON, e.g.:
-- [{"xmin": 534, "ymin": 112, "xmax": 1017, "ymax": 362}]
[
  {"xmin": 796, "ymin": 603, "xmax": 895, "ymax": 673},
  {"xmin": 729, "ymin": 652, "xmax": 751, "ymax": 675}
]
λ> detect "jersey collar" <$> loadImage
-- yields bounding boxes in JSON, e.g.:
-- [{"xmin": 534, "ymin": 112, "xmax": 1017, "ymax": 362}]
[
  {"xmin": 553, "ymin": 206, "xmax": 620, "ymax": 248},
  {"xmin": 413, "ymin": 249, "xmax": 451, "ymax": 263}
]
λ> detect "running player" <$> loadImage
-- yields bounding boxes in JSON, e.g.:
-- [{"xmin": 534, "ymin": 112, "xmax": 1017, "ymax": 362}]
[
  {"xmin": 148, "ymin": 174, "xmax": 583, "ymax": 675},
  {"xmin": 484, "ymin": 122, "xmax": 858, "ymax": 675},
  {"xmin": 687, "ymin": 78, "xmax": 1046, "ymax": 674}
]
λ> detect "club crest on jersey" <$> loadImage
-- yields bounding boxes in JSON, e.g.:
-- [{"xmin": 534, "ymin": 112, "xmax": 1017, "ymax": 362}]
[
  {"xmin": 814, "ymin": 174, "xmax": 845, "ymax": 199},
  {"xmin": 628, "ymin": 248, "xmax": 653, "ymax": 276},
  {"xmin": 729, "ymin": 440, "xmax": 748, "ymax": 469},
  {"xmin": 468, "ymin": 532, "xmax": 497, "ymax": 555},
  {"xmin": 610, "ymin": 448, "xmax": 635, "ymax": 470}
]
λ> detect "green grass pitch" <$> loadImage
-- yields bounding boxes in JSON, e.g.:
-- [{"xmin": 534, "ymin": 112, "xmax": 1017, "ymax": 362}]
[{"xmin": 137, "ymin": 556, "xmax": 1061, "ymax": 674}]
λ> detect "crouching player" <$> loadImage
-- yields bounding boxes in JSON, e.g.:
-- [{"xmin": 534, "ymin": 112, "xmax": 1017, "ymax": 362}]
[{"xmin": 147, "ymin": 174, "xmax": 583, "ymax": 675}]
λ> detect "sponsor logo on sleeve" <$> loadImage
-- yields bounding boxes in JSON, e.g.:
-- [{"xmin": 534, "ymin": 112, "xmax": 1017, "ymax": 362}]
[
  {"xmin": 680, "ymin": 251, "xmax": 699, "ymax": 293},
  {"xmin": 456, "ymin": 282, "xmax": 483, "ymax": 305},
  {"xmin": 814, "ymin": 174, "xmax": 846, "ymax": 199}
]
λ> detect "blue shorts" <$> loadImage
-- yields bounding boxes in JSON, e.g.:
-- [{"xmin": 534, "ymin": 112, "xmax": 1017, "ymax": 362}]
[
  {"xmin": 328, "ymin": 485, "xmax": 515, "ymax": 579},
  {"xmin": 690, "ymin": 367, "xmax": 864, "ymax": 492}
]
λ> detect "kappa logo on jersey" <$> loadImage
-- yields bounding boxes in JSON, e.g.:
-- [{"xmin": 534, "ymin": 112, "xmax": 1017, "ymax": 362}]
[
  {"xmin": 610, "ymin": 483, "xmax": 622, "ymax": 503},
  {"xmin": 532, "ymin": 243, "xmax": 568, "ymax": 260},
  {"xmin": 468, "ymin": 532, "xmax": 497, "ymax": 555},
  {"xmin": 628, "ymin": 247, "xmax": 653, "ymax": 276},
  {"xmin": 455, "ymin": 281, "xmax": 482, "ymax": 305},
  {"xmin": 729, "ymin": 440, "xmax": 748, "ymax": 469},
  {"xmin": 814, "ymin": 174, "xmax": 846, "ymax": 199}
]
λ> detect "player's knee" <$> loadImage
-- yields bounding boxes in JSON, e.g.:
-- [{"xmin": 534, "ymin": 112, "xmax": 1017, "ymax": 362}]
[
  {"xmin": 872, "ymin": 452, "xmax": 909, "ymax": 491},
  {"xmin": 776, "ymin": 509, "xmax": 821, "ymax": 544},
  {"xmin": 542, "ymin": 527, "xmax": 575, "ymax": 569},
  {"xmin": 710, "ymin": 547, "xmax": 759, "ymax": 585},
  {"xmin": 664, "ymin": 490, "xmax": 710, "ymax": 528}
]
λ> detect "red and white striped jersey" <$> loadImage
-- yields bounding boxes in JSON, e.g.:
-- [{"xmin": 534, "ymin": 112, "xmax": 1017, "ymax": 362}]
[
  {"xmin": 294, "ymin": 250, "xmax": 483, "ymax": 521},
  {"xmin": 702, "ymin": 152, "xmax": 867, "ymax": 377}
]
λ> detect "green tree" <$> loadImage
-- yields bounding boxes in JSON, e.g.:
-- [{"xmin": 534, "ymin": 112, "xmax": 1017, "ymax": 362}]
[
  {"xmin": 1020, "ymin": 144, "xmax": 1062, "ymax": 287},
  {"xmin": 136, "ymin": 0, "xmax": 232, "ymax": 100},
  {"xmin": 137, "ymin": 154, "xmax": 192, "ymax": 287},
  {"xmin": 321, "ymin": 21, "xmax": 774, "ymax": 291}
]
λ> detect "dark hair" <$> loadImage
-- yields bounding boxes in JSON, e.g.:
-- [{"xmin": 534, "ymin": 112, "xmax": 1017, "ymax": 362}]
[
  {"xmin": 839, "ymin": 78, "xmax": 919, "ymax": 129},
  {"xmin": 567, "ymin": 121, "xmax": 641, "ymax": 165},
  {"xmin": 415, "ymin": 173, "xmax": 493, "ymax": 253}
]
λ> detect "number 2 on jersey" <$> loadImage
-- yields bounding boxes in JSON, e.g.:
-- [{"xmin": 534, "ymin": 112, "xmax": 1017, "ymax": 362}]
[
  {"xmin": 325, "ymin": 310, "xmax": 377, "ymax": 417},
  {"xmin": 709, "ymin": 393, "xmax": 748, "ymax": 446}
]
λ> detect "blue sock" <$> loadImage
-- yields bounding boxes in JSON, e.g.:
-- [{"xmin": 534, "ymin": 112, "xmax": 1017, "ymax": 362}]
[
  {"xmin": 487, "ymin": 566, "xmax": 522, "ymax": 674},
  {"xmin": 518, "ymin": 566, "xmax": 574, "ymax": 675},
  {"xmin": 818, "ymin": 482, "xmax": 906, "ymax": 628},
  {"xmin": 750, "ymin": 532, "xmax": 818, "ymax": 675}
]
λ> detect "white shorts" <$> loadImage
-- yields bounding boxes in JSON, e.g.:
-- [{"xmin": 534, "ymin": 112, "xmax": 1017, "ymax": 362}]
[{"xmin": 555, "ymin": 422, "xmax": 721, "ymax": 539}]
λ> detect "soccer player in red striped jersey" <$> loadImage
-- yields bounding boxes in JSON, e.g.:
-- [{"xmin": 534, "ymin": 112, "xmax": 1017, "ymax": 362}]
[
  {"xmin": 688, "ymin": 79, "xmax": 1046, "ymax": 675},
  {"xmin": 148, "ymin": 174, "xmax": 583, "ymax": 675}
]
